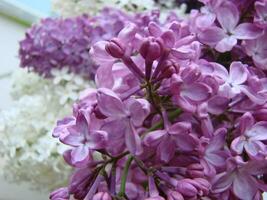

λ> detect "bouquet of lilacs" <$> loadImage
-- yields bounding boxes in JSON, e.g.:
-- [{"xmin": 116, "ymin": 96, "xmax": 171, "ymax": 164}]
[
  {"xmin": 51, "ymin": 0, "xmax": 267, "ymax": 200},
  {"xmin": 0, "ymin": 8, "xmax": 163, "ymax": 190},
  {"xmin": 52, "ymin": 0, "xmax": 187, "ymax": 18}
]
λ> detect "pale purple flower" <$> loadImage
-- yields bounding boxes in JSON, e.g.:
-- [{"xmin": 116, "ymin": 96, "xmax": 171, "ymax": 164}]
[
  {"xmin": 171, "ymin": 68, "xmax": 211, "ymax": 113},
  {"xmin": 198, "ymin": 128, "xmax": 228, "ymax": 177},
  {"xmin": 231, "ymin": 112, "xmax": 267, "ymax": 157},
  {"xmin": 243, "ymin": 30, "xmax": 267, "ymax": 70},
  {"xmin": 144, "ymin": 121, "xmax": 196, "ymax": 162},
  {"xmin": 97, "ymin": 88, "xmax": 150, "ymax": 155},
  {"xmin": 59, "ymin": 111, "xmax": 107, "ymax": 167},
  {"xmin": 198, "ymin": 1, "xmax": 263, "ymax": 52},
  {"xmin": 212, "ymin": 156, "xmax": 267, "ymax": 200},
  {"xmin": 218, "ymin": 61, "xmax": 248, "ymax": 98}
]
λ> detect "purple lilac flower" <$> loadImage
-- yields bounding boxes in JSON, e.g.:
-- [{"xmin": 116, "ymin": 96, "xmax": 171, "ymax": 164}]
[
  {"xmin": 19, "ymin": 8, "xmax": 160, "ymax": 78},
  {"xmin": 50, "ymin": 1, "xmax": 267, "ymax": 200},
  {"xmin": 198, "ymin": 1, "xmax": 263, "ymax": 52}
]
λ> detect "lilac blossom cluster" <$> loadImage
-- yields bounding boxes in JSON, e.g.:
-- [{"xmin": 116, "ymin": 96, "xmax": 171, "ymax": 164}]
[
  {"xmin": 51, "ymin": 0, "xmax": 267, "ymax": 199},
  {"xmin": 19, "ymin": 8, "xmax": 160, "ymax": 78}
]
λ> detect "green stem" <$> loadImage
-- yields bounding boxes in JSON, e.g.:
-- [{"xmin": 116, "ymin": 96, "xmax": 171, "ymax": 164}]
[{"xmin": 118, "ymin": 156, "xmax": 134, "ymax": 198}]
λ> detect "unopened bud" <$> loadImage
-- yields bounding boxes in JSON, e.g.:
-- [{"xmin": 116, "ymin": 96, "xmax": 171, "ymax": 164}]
[
  {"xmin": 186, "ymin": 163, "xmax": 204, "ymax": 178},
  {"xmin": 105, "ymin": 38, "xmax": 125, "ymax": 58},
  {"xmin": 176, "ymin": 180, "xmax": 198, "ymax": 197},
  {"xmin": 167, "ymin": 191, "xmax": 184, "ymax": 200},
  {"xmin": 140, "ymin": 37, "xmax": 162, "ymax": 61}
]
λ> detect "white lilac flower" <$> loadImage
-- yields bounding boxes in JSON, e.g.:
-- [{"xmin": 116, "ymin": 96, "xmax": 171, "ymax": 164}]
[
  {"xmin": 0, "ymin": 68, "xmax": 94, "ymax": 191},
  {"xmin": 52, "ymin": 0, "xmax": 187, "ymax": 18}
]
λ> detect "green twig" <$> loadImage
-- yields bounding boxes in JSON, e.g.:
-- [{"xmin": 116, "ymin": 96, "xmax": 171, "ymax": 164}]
[{"xmin": 118, "ymin": 156, "xmax": 134, "ymax": 198}]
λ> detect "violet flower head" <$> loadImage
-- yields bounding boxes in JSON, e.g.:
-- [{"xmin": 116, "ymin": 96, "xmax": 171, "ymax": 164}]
[
  {"xmin": 50, "ymin": 2, "xmax": 267, "ymax": 200},
  {"xmin": 19, "ymin": 8, "xmax": 160, "ymax": 79}
]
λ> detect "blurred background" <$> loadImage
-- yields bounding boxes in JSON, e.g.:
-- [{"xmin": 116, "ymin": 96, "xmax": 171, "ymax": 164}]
[{"xmin": 0, "ymin": 1, "xmax": 50, "ymax": 199}]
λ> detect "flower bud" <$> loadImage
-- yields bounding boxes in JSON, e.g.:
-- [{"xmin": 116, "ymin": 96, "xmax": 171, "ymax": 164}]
[
  {"xmin": 176, "ymin": 179, "xmax": 198, "ymax": 197},
  {"xmin": 159, "ymin": 66, "xmax": 177, "ymax": 79},
  {"xmin": 105, "ymin": 38, "xmax": 125, "ymax": 58},
  {"xmin": 140, "ymin": 37, "xmax": 162, "ymax": 61},
  {"xmin": 167, "ymin": 190, "xmax": 184, "ymax": 200},
  {"xmin": 92, "ymin": 192, "xmax": 112, "ymax": 200},
  {"xmin": 186, "ymin": 163, "xmax": 204, "ymax": 178}
]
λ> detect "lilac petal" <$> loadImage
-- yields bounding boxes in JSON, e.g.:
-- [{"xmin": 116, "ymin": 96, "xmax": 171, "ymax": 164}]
[
  {"xmin": 52, "ymin": 117, "xmax": 75, "ymax": 138},
  {"xmin": 118, "ymin": 23, "xmax": 137, "ymax": 44},
  {"xmin": 201, "ymin": 159, "xmax": 216, "ymax": 177},
  {"xmin": 125, "ymin": 123, "xmax": 143, "ymax": 155},
  {"xmin": 206, "ymin": 128, "xmax": 226, "ymax": 152},
  {"xmin": 63, "ymin": 150, "xmax": 74, "ymax": 167},
  {"xmin": 175, "ymin": 95, "xmax": 196, "ymax": 113},
  {"xmin": 198, "ymin": 27, "xmax": 226, "ymax": 46},
  {"xmin": 171, "ymin": 45, "xmax": 195, "ymax": 60},
  {"xmin": 244, "ymin": 160, "xmax": 267, "ymax": 175},
  {"xmin": 215, "ymin": 36, "xmax": 237, "ymax": 52},
  {"xmin": 175, "ymin": 134, "xmax": 197, "ymax": 152},
  {"xmin": 181, "ymin": 83, "xmax": 211, "ymax": 102},
  {"xmin": 97, "ymin": 88, "xmax": 127, "ymax": 117},
  {"xmin": 128, "ymin": 98, "xmax": 150, "ymax": 127},
  {"xmin": 158, "ymin": 138, "xmax": 176, "ymax": 162},
  {"xmin": 181, "ymin": 65, "xmax": 201, "ymax": 84},
  {"xmin": 90, "ymin": 41, "xmax": 114, "ymax": 65},
  {"xmin": 231, "ymin": 137, "xmax": 245, "ymax": 154},
  {"xmin": 71, "ymin": 145, "xmax": 90, "ymax": 166},
  {"xmin": 50, "ymin": 188, "xmax": 69, "ymax": 200},
  {"xmin": 239, "ymin": 112, "xmax": 255, "ymax": 134},
  {"xmin": 234, "ymin": 23, "xmax": 263, "ymax": 40},
  {"xmin": 239, "ymin": 85, "xmax": 266, "ymax": 105},
  {"xmin": 232, "ymin": 174, "xmax": 257, "ymax": 200},
  {"xmin": 216, "ymin": 2, "xmax": 239, "ymax": 32},
  {"xmin": 148, "ymin": 22, "xmax": 162, "ymax": 37},
  {"xmin": 196, "ymin": 13, "xmax": 216, "ymax": 28},
  {"xmin": 143, "ymin": 130, "xmax": 166, "ymax": 147},
  {"xmin": 60, "ymin": 132, "xmax": 83, "ymax": 146},
  {"xmin": 229, "ymin": 62, "xmax": 248, "ymax": 85},
  {"xmin": 161, "ymin": 30, "xmax": 175, "ymax": 48},
  {"xmin": 75, "ymin": 111, "xmax": 90, "ymax": 135},
  {"xmin": 255, "ymin": 1, "xmax": 267, "ymax": 19},
  {"xmin": 212, "ymin": 172, "xmax": 234, "ymax": 193},
  {"xmin": 168, "ymin": 122, "xmax": 191, "ymax": 135},
  {"xmin": 246, "ymin": 122, "xmax": 267, "ymax": 140},
  {"xmin": 101, "ymin": 119, "xmax": 126, "ymax": 140},
  {"xmin": 207, "ymin": 95, "xmax": 229, "ymax": 115},
  {"xmin": 88, "ymin": 130, "xmax": 108, "ymax": 149},
  {"xmin": 244, "ymin": 141, "xmax": 259, "ymax": 156},
  {"xmin": 205, "ymin": 152, "xmax": 226, "ymax": 167},
  {"xmin": 95, "ymin": 64, "xmax": 114, "ymax": 89}
]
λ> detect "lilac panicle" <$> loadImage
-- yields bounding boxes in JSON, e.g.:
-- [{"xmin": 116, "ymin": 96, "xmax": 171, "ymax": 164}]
[
  {"xmin": 51, "ymin": 1, "xmax": 267, "ymax": 200},
  {"xmin": 19, "ymin": 8, "xmax": 160, "ymax": 79}
]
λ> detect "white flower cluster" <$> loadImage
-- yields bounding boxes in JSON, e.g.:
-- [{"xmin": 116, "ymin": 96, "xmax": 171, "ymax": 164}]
[
  {"xmin": 52, "ymin": 0, "xmax": 186, "ymax": 17},
  {"xmin": 0, "ymin": 68, "xmax": 93, "ymax": 191}
]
